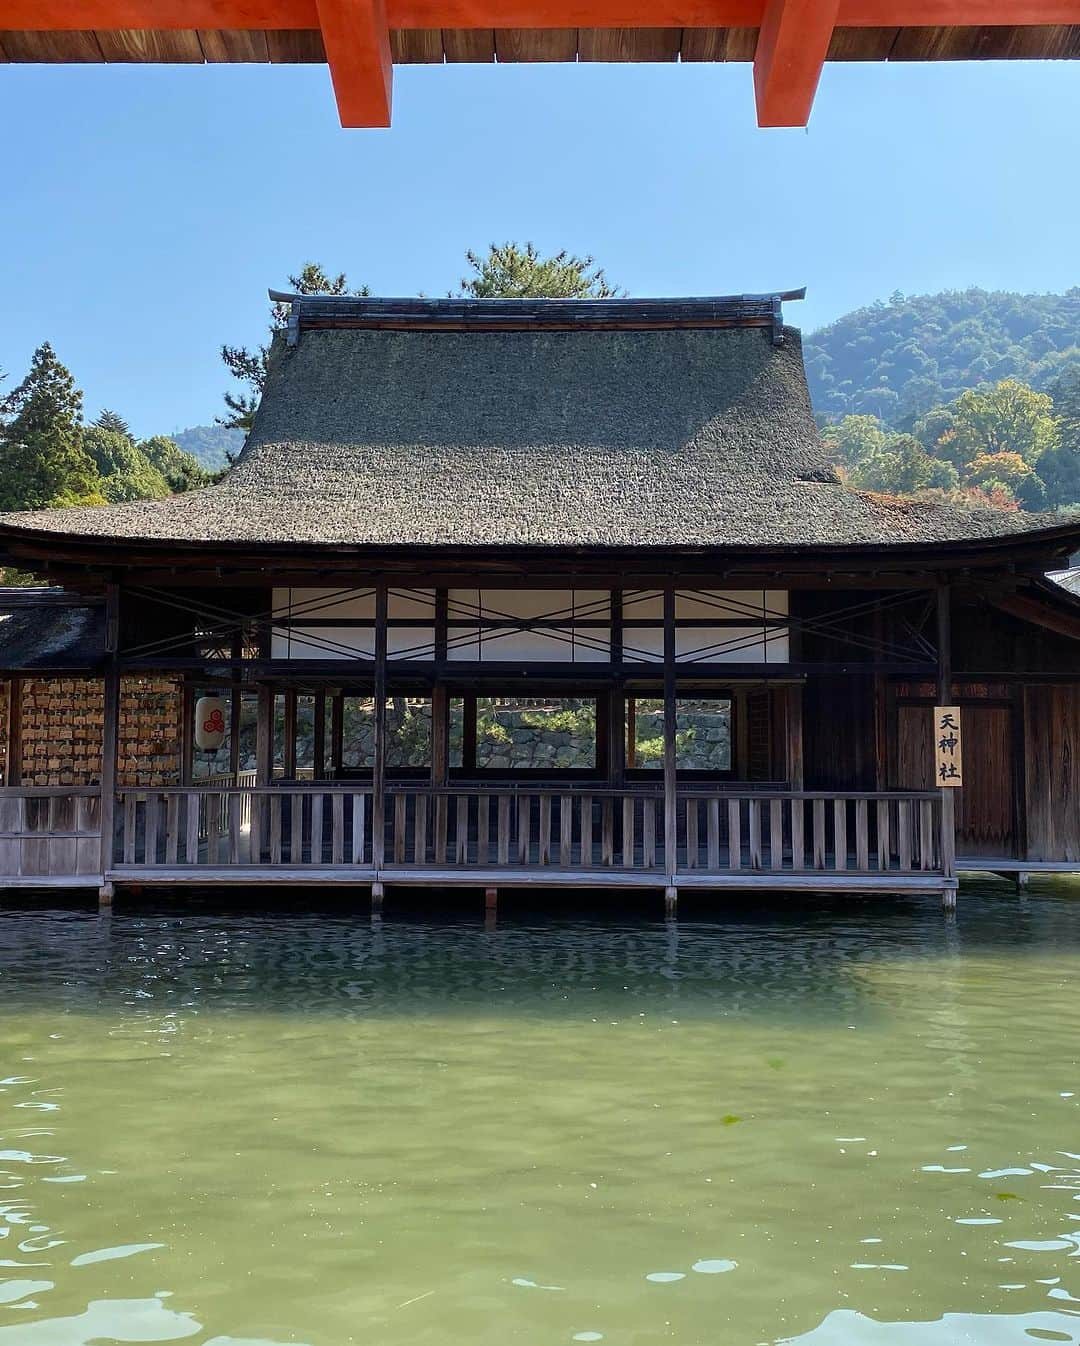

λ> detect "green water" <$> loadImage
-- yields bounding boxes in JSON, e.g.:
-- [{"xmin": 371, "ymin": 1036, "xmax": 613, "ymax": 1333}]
[{"xmin": 2, "ymin": 884, "xmax": 1080, "ymax": 1346}]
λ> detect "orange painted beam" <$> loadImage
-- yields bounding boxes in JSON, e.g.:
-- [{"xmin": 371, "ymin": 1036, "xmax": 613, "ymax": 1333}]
[
  {"xmin": 4, "ymin": 0, "xmax": 1080, "ymax": 27},
  {"xmin": 754, "ymin": 0, "xmax": 839, "ymax": 125},
  {"xmin": 315, "ymin": 0, "xmax": 392, "ymax": 126}
]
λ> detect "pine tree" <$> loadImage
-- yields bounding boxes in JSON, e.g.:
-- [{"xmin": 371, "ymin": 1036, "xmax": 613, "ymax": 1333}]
[
  {"xmin": 94, "ymin": 408, "xmax": 132, "ymax": 440},
  {"xmin": 459, "ymin": 242, "xmax": 620, "ymax": 299},
  {"xmin": 220, "ymin": 264, "xmax": 371, "ymax": 432},
  {"xmin": 0, "ymin": 344, "xmax": 103, "ymax": 511}
]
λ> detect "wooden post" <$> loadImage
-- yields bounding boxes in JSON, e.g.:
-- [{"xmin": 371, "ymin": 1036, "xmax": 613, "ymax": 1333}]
[
  {"xmin": 229, "ymin": 685, "xmax": 241, "ymax": 784},
  {"xmin": 313, "ymin": 690, "xmax": 326, "ymax": 780},
  {"xmin": 785, "ymin": 684, "xmax": 804, "ymax": 790},
  {"xmin": 431, "ymin": 684, "xmax": 449, "ymax": 787},
  {"xmin": 255, "ymin": 686, "xmax": 273, "ymax": 787},
  {"xmin": 5, "ymin": 676, "xmax": 21, "ymax": 786},
  {"xmin": 663, "ymin": 586, "xmax": 678, "ymax": 917},
  {"xmin": 98, "ymin": 583, "xmax": 120, "ymax": 909},
  {"xmin": 371, "ymin": 580, "xmax": 388, "ymax": 913},
  {"xmin": 937, "ymin": 581, "xmax": 957, "ymax": 910}
]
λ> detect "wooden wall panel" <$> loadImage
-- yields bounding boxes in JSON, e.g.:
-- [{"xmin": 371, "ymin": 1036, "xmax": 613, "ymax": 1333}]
[
  {"xmin": 894, "ymin": 702, "xmax": 1015, "ymax": 860},
  {"xmin": 1024, "ymin": 685, "xmax": 1080, "ymax": 863}
]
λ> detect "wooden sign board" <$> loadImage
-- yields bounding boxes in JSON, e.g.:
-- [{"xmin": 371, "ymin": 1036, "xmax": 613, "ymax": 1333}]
[{"xmin": 934, "ymin": 705, "xmax": 962, "ymax": 787}]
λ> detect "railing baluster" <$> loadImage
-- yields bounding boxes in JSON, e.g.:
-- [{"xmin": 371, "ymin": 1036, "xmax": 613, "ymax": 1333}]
[
  {"xmin": 919, "ymin": 798, "xmax": 934, "ymax": 870},
  {"xmin": 310, "ymin": 791, "xmax": 323, "ymax": 866},
  {"xmin": 185, "ymin": 792, "xmax": 199, "ymax": 865},
  {"xmin": 352, "ymin": 793, "xmax": 366, "ymax": 865},
  {"xmin": 207, "ymin": 792, "xmax": 220, "ymax": 865},
  {"xmin": 561, "ymin": 796, "xmax": 573, "ymax": 868},
  {"xmin": 290, "ymin": 792, "xmax": 304, "ymax": 865},
  {"xmin": 855, "ymin": 799, "xmax": 869, "ymax": 871},
  {"xmin": 415, "ymin": 794, "xmax": 428, "ymax": 865},
  {"xmin": 770, "ymin": 798, "xmax": 784, "ymax": 871},
  {"xmin": 643, "ymin": 797, "xmax": 656, "ymax": 868},
  {"xmin": 622, "ymin": 796, "xmax": 635, "ymax": 869},
  {"xmin": 579, "ymin": 795, "xmax": 593, "ymax": 867},
  {"xmin": 790, "ymin": 798, "xmax": 804, "ymax": 871},
  {"xmin": 727, "ymin": 798, "xmax": 741, "ymax": 871},
  {"xmin": 833, "ymin": 798, "xmax": 847, "ymax": 871},
  {"xmin": 517, "ymin": 795, "xmax": 531, "ymax": 865},
  {"xmin": 228, "ymin": 792, "xmax": 242, "ymax": 864},
  {"xmin": 477, "ymin": 794, "xmax": 490, "ymax": 866},
  {"xmin": 706, "ymin": 798, "xmax": 720, "ymax": 870},
  {"xmin": 539, "ymin": 794, "xmax": 552, "ymax": 865},
  {"xmin": 685, "ymin": 798, "xmax": 698, "ymax": 870},
  {"xmin": 498, "ymin": 795, "xmax": 511, "ymax": 865},
  {"xmin": 749, "ymin": 799, "xmax": 762, "ymax": 870},
  {"xmin": 394, "ymin": 794, "xmax": 407, "ymax": 864},
  {"xmin": 269, "ymin": 793, "xmax": 283, "ymax": 864},
  {"xmin": 898, "ymin": 799, "xmax": 913, "ymax": 870},
  {"xmin": 123, "ymin": 792, "xmax": 136, "ymax": 865},
  {"xmin": 601, "ymin": 797, "xmax": 614, "ymax": 867},
  {"xmin": 876, "ymin": 798, "xmax": 890, "ymax": 872},
  {"xmin": 331, "ymin": 792, "xmax": 345, "ymax": 865},
  {"xmin": 435, "ymin": 794, "xmax": 448, "ymax": 867},
  {"xmin": 456, "ymin": 794, "xmax": 469, "ymax": 865},
  {"xmin": 813, "ymin": 798, "xmax": 826, "ymax": 870},
  {"xmin": 165, "ymin": 795, "xmax": 179, "ymax": 865}
]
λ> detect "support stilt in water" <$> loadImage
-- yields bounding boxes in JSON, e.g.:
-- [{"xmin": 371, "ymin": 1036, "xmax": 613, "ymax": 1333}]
[
  {"xmin": 371, "ymin": 881, "xmax": 384, "ymax": 917},
  {"xmin": 1016, "ymin": 871, "xmax": 1031, "ymax": 889},
  {"xmin": 664, "ymin": 884, "xmax": 678, "ymax": 920},
  {"xmin": 484, "ymin": 886, "xmax": 498, "ymax": 915},
  {"xmin": 942, "ymin": 883, "xmax": 957, "ymax": 912},
  {"xmin": 98, "ymin": 882, "xmax": 114, "ymax": 913}
]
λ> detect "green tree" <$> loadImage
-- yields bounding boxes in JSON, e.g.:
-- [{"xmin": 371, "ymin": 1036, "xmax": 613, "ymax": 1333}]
[
  {"xmin": 820, "ymin": 414, "xmax": 889, "ymax": 467},
  {"xmin": 1033, "ymin": 444, "xmax": 1080, "ymax": 509},
  {"xmin": 940, "ymin": 379, "xmax": 1059, "ymax": 467},
  {"xmin": 220, "ymin": 263, "xmax": 371, "ymax": 432},
  {"xmin": 139, "ymin": 435, "xmax": 212, "ymax": 493},
  {"xmin": 458, "ymin": 242, "xmax": 620, "ymax": 299},
  {"xmin": 94, "ymin": 408, "xmax": 132, "ymax": 440},
  {"xmin": 966, "ymin": 450, "xmax": 1046, "ymax": 510},
  {"xmin": 83, "ymin": 425, "xmax": 171, "ymax": 502},
  {"xmin": 0, "ymin": 344, "xmax": 104, "ymax": 511},
  {"xmin": 847, "ymin": 434, "xmax": 959, "ymax": 496}
]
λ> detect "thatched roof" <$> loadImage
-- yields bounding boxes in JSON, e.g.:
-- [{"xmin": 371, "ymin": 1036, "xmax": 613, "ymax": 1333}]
[{"xmin": 0, "ymin": 296, "xmax": 1076, "ymax": 555}]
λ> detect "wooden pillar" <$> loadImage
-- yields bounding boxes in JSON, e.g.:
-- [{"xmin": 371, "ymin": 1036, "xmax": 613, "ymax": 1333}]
[
  {"xmin": 98, "ymin": 583, "xmax": 120, "ymax": 908},
  {"xmin": 371, "ymin": 581, "xmax": 388, "ymax": 912},
  {"xmin": 313, "ymin": 691, "xmax": 327, "ymax": 781},
  {"xmin": 937, "ymin": 581, "xmax": 957, "ymax": 910},
  {"xmin": 5, "ymin": 676, "xmax": 21, "ymax": 787},
  {"xmin": 431, "ymin": 684, "xmax": 449, "ymax": 787},
  {"xmin": 255, "ymin": 686, "xmax": 273, "ymax": 787},
  {"xmin": 663, "ymin": 586, "xmax": 678, "ymax": 917},
  {"xmin": 283, "ymin": 690, "xmax": 298, "ymax": 779},
  {"xmin": 785, "ymin": 684, "xmax": 804, "ymax": 790},
  {"xmin": 229, "ymin": 686, "xmax": 241, "ymax": 784}
]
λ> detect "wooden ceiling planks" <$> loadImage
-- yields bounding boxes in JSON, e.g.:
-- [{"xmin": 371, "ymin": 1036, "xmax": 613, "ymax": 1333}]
[
  {"xmin": 95, "ymin": 28, "xmax": 204, "ymax": 60},
  {"xmin": 827, "ymin": 25, "xmax": 899, "ymax": 57},
  {"xmin": 199, "ymin": 28, "xmax": 270, "ymax": 60},
  {"xmin": 680, "ymin": 27, "xmax": 757, "ymax": 58},
  {"xmin": 0, "ymin": 30, "xmax": 105, "ymax": 60},
  {"xmin": 264, "ymin": 28, "xmax": 325, "ymax": 60},
  {"xmin": 390, "ymin": 27, "xmax": 443, "ymax": 60},
  {"xmin": 578, "ymin": 26, "xmax": 682, "ymax": 58},
  {"xmin": 441, "ymin": 28, "xmax": 495, "ymax": 59},
  {"xmin": 494, "ymin": 28, "xmax": 578, "ymax": 60}
]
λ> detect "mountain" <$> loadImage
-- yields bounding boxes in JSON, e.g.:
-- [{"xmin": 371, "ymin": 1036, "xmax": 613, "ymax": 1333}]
[
  {"xmin": 804, "ymin": 287, "xmax": 1080, "ymax": 426},
  {"xmin": 165, "ymin": 424, "xmax": 244, "ymax": 471}
]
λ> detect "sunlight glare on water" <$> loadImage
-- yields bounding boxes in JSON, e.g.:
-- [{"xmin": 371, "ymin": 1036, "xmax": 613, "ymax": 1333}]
[{"xmin": 1, "ymin": 882, "xmax": 1079, "ymax": 1345}]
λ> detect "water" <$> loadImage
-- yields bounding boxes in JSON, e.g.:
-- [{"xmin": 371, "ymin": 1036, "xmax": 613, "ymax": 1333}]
[{"xmin": 1, "ymin": 882, "xmax": 1080, "ymax": 1346}]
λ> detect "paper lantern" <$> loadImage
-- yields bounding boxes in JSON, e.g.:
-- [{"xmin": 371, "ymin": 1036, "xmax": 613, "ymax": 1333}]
[{"xmin": 194, "ymin": 696, "xmax": 228, "ymax": 752}]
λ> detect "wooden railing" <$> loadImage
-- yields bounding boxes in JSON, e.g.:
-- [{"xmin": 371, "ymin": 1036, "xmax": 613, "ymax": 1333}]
[
  {"xmin": 678, "ymin": 791, "xmax": 942, "ymax": 874},
  {"xmin": 386, "ymin": 786, "xmax": 665, "ymax": 871},
  {"xmin": 116, "ymin": 786, "xmax": 373, "ymax": 868},
  {"xmin": 63, "ymin": 784, "xmax": 944, "ymax": 881},
  {"xmin": 0, "ymin": 787, "xmax": 102, "ymax": 880}
]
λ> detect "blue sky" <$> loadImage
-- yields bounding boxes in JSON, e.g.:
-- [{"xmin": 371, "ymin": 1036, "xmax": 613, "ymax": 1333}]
[{"xmin": 1, "ymin": 55, "xmax": 1078, "ymax": 436}]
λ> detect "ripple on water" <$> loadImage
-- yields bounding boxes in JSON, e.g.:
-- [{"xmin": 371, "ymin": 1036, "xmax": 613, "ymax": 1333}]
[
  {"xmin": 692, "ymin": 1259, "xmax": 737, "ymax": 1274},
  {"xmin": 645, "ymin": 1272, "xmax": 685, "ymax": 1283}
]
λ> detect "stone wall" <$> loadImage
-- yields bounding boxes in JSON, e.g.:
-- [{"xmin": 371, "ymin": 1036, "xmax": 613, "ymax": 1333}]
[{"xmin": 7, "ymin": 675, "xmax": 182, "ymax": 787}]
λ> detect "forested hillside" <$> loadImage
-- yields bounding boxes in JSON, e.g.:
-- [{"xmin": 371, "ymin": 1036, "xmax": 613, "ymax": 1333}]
[
  {"xmin": 168, "ymin": 424, "xmax": 243, "ymax": 471},
  {"xmin": 805, "ymin": 288, "xmax": 1080, "ymax": 426}
]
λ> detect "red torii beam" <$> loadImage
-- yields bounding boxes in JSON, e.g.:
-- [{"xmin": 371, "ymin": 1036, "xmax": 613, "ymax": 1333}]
[{"xmin": 4, "ymin": 0, "xmax": 1080, "ymax": 127}]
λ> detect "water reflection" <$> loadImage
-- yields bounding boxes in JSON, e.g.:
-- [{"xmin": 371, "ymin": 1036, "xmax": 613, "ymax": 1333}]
[{"xmin": 0, "ymin": 882, "xmax": 1077, "ymax": 1345}]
